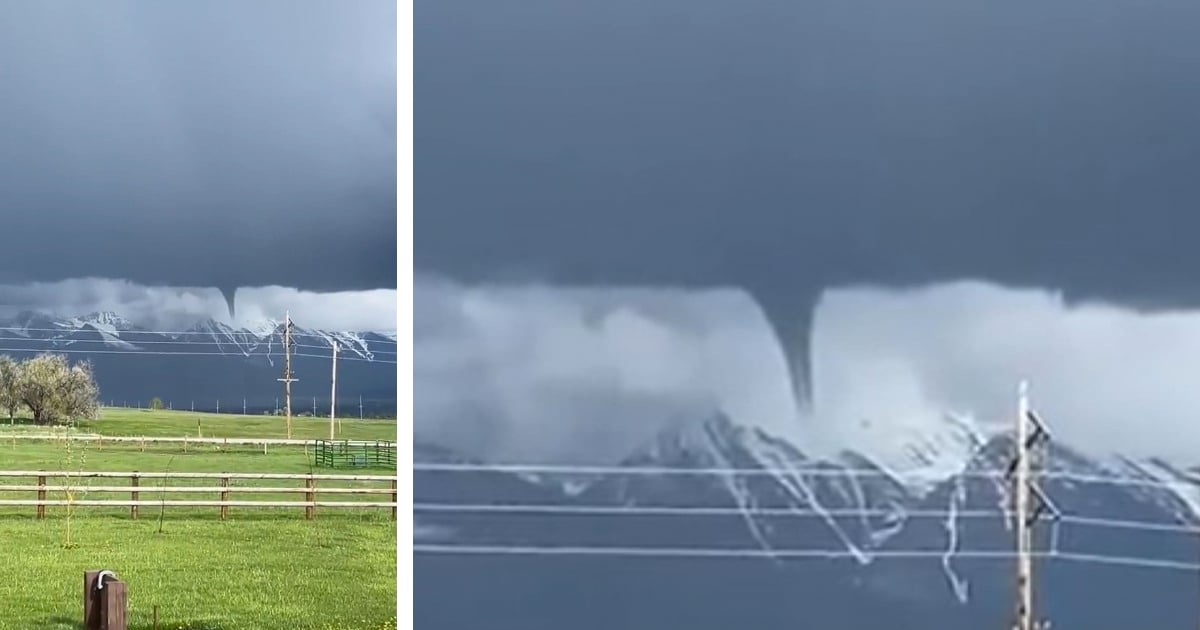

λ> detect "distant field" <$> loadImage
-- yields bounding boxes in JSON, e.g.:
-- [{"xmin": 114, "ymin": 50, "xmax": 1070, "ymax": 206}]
[
  {"xmin": 83, "ymin": 407, "xmax": 398, "ymax": 440},
  {"xmin": 0, "ymin": 408, "xmax": 398, "ymax": 629}
]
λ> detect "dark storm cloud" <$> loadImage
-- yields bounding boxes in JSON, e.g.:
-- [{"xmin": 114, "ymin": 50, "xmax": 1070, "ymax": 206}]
[
  {"xmin": 415, "ymin": 0, "xmax": 1200, "ymax": 397},
  {"xmin": 0, "ymin": 0, "xmax": 397, "ymax": 305}
]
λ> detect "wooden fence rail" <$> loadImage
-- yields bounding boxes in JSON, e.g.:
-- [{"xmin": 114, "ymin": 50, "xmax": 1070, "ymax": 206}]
[
  {"xmin": 4, "ymin": 434, "xmax": 399, "ymax": 451},
  {"xmin": 0, "ymin": 471, "xmax": 398, "ymax": 521}
]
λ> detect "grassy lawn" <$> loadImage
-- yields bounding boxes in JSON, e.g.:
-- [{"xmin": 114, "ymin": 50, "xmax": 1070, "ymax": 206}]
[
  {"xmin": 0, "ymin": 516, "xmax": 396, "ymax": 630},
  {"xmin": 0, "ymin": 409, "xmax": 398, "ymax": 629}
]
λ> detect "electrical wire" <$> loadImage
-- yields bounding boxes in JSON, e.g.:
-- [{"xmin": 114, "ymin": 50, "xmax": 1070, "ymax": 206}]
[
  {"xmin": 0, "ymin": 325, "xmax": 398, "ymax": 344},
  {"xmin": 412, "ymin": 502, "xmax": 1002, "ymax": 518},
  {"xmin": 0, "ymin": 346, "xmax": 396, "ymax": 364},
  {"xmin": 412, "ymin": 543, "xmax": 1200, "ymax": 571},
  {"xmin": 413, "ymin": 462, "xmax": 1200, "ymax": 489},
  {"xmin": 412, "ymin": 543, "xmax": 1016, "ymax": 559},
  {"xmin": 414, "ymin": 501, "xmax": 1200, "ymax": 539},
  {"xmin": 413, "ymin": 461, "xmax": 1010, "ymax": 478},
  {"xmin": 1058, "ymin": 514, "xmax": 1200, "ymax": 535}
]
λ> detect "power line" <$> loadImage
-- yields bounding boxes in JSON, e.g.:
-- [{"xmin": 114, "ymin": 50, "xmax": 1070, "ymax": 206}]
[
  {"xmin": 413, "ymin": 503, "xmax": 1200, "ymax": 537},
  {"xmin": 412, "ymin": 543, "xmax": 1018, "ymax": 560},
  {"xmin": 411, "ymin": 543, "xmax": 1200, "ymax": 572},
  {"xmin": 0, "ymin": 346, "xmax": 396, "ymax": 364},
  {"xmin": 1058, "ymin": 514, "xmax": 1200, "ymax": 535},
  {"xmin": 412, "ymin": 503, "xmax": 1003, "ymax": 518},
  {"xmin": 412, "ymin": 462, "xmax": 1200, "ymax": 490},
  {"xmin": 0, "ymin": 337, "xmax": 390, "ymax": 353},
  {"xmin": 0, "ymin": 325, "xmax": 398, "ymax": 343},
  {"xmin": 411, "ymin": 462, "xmax": 1009, "ymax": 477}
]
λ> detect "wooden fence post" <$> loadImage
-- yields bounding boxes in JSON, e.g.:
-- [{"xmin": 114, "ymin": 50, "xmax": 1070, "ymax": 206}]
[
  {"xmin": 129, "ymin": 474, "xmax": 138, "ymax": 520},
  {"xmin": 37, "ymin": 472, "xmax": 46, "ymax": 520},
  {"xmin": 391, "ymin": 479, "xmax": 397, "ymax": 520},
  {"xmin": 84, "ymin": 570, "xmax": 100, "ymax": 630},
  {"xmin": 183, "ymin": 436, "xmax": 188, "ymax": 453},
  {"xmin": 220, "ymin": 476, "xmax": 229, "ymax": 521},
  {"xmin": 305, "ymin": 476, "xmax": 315, "ymax": 520},
  {"xmin": 103, "ymin": 580, "xmax": 127, "ymax": 630}
]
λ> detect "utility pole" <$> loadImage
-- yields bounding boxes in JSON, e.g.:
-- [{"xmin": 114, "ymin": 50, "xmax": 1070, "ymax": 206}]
[
  {"xmin": 330, "ymin": 343, "xmax": 338, "ymax": 439},
  {"xmin": 277, "ymin": 311, "xmax": 298, "ymax": 438},
  {"xmin": 1007, "ymin": 380, "xmax": 1057, "ymax": 630},
  {"xmin": 359, "ymin": 395, "xmax": 363, "ymax": 420},
  {"xmin": 312, "ymin": 396, "xmax": 317, "ymax": 417},
  {"xmin": 243, "ymin": 398, "xmax": 247, "ymax": 415},
  {"xmin": 216, "ymin": 399, "xmax": 219, "ymax": 414}
]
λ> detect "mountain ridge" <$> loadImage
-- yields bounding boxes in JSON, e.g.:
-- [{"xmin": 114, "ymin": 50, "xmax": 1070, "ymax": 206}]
[
  {"xmin": 0, "ymin": 310, "xmax": 398, "ymax": 413},
  {"xmin": 416, "ymin": 412, "xmax": 1200, "ymax": 628}
]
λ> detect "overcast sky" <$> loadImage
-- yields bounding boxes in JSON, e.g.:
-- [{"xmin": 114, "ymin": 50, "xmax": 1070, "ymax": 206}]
[
  {"xmin": 0, "ymin": 1, "xmax": 396, "ymax": 310},
  {"xmin": 416, "ymin": 277, "xmax": 1200, "ymax": 466},
  {"xmin": 416, "ymin": 0, "xmax": 1200, "ymax": 398}
]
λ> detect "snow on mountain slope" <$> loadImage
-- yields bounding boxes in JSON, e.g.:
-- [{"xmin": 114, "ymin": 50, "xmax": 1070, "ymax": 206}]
[
  {"xmin": 0, "ymin": 311, "xmax": 394, "ymax": 361},
  {"xmin": 416, "ymin": 407, "xmax": 1200, "ymax": 616},
  {"xmin": 68, "ymin": 311, "xmax": 135, "ymax": 333},
  {"xmin": 567, "ymin": 413, "xmax": 924, "ymax": 562}
]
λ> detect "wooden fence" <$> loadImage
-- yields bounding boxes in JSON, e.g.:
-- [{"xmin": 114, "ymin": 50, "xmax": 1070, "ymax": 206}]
[
  {"xmin": 5, "ymin": 434, "xmax": 398, "ymax": 450},
  {"xmin": 0, "ymin": 471, "xmax": 398, "ymax": 520}
]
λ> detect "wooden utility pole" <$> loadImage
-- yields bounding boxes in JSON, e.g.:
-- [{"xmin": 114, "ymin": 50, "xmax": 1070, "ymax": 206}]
[
  {"xmin": 1007, "ymin": 380, "xmax": 1056, "ymax": 630},
  {"xmin": 330, "ymin": 343, "xmax": 338, "ymax": 440},
  {"xmin": 277, "ymin": 312, "xmax": 298, "ymax": 439}
]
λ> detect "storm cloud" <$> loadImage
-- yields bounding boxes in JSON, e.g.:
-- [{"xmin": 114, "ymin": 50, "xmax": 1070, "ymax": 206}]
[
  {"xmin": 0, "ymin": 278, "xmax": 398, "ymax": 332},
  {"xmin": 416, "ymin": 278, "xmax": 1200, "ymax": 466},
  {"xmin": 415, "ymin": 0, "xmax": 1200, "ymax": 399},
  {"xmin": 0, "ymin": 1, "xmax": 397, "ymax": 307}
]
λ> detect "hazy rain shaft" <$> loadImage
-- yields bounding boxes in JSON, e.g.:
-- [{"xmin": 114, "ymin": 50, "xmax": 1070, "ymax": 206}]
[
  {"xmin": 416, "ymin": 0, "xmax": 1200, "ymax": 405},
  {"xmin": 0, "ymin": 1, "xmax": 397, "ymax": 299}
]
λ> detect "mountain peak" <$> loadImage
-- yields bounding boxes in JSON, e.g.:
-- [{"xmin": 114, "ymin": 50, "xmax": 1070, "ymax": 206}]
[{"xmin": 76, "ymin": 311, "xmax": 135, "ymax": 331}]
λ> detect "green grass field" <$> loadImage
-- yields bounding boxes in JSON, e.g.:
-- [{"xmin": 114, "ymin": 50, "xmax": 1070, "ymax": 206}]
[{"xmin": 0, "ymin": 409, "xmax": 399, "ymax": 629}]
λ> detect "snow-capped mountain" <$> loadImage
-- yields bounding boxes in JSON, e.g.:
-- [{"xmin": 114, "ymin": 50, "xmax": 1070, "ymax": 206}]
[
  {"xmin": 415, "ymin": 413, "xmax": 1200, "ymax": 629},
  {"xmin": 0, "ymin": 310, "xmax": 397, "ymax": 413}
]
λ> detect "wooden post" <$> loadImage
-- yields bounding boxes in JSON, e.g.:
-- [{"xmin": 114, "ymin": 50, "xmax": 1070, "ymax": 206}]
[
  {"xmin": 220, "ymin": 476, "xmax": 229, "ymax": 521},
  {"xmin": 330, "ymin": 342, "xmax": 338, "ymax": 439},
  {"xmin": 140, "ymin": 437, "xmax": 145, "ymax": 453},
  {"xmin": 305, "ymin": 476, "xmax": 315, "ymax": 520},
  {"xmin": 103, "ymin": 580, "xmax": 127, "ymax": 630},
  {"xmin": 37, "ymin": 473, "xmax": 46, "ymax": 520},
  {"xmin": 84, "ymin": 570, "xmax": 101, "ymax": 630},
  {"xmin": 391, "ymin": 479, "xmax": 397, "ymax": 520},
  {"xmin": 130, "ymin": 474, "xmax": 139, "ymax": 520},
  {"xmin": 183, "ymin": 436, "xmax": 188, "ymax": 453}
]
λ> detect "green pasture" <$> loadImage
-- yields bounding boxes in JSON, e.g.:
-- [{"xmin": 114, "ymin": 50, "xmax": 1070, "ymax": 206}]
[{"xmin": 0, "ymin": 409, "xmax": 399, "ymax": 629}]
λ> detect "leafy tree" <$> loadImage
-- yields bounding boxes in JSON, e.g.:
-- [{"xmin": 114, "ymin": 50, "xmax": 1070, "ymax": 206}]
[
  {"xmin": 16, "ymin": 354, "xmax": 100, "ymax": 425},
  {"xmin": 149, "ymin": 397, "xmax": 164, "ymax": 410},
  {"xmin": 0, "ymin": 355, "xmax": 18, "ymax": 423}
]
